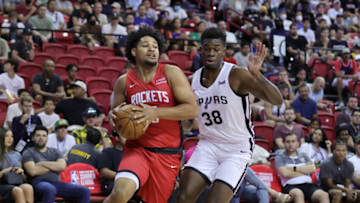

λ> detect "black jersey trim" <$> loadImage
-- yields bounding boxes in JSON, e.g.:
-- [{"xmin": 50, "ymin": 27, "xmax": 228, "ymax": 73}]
[
  {"xmin": 233, "ymin": 163, "xmax": 249, "ymax": 193},
  {"xmin": 240, "ymin": 95, "xmax": 254, "ymax": 139}
]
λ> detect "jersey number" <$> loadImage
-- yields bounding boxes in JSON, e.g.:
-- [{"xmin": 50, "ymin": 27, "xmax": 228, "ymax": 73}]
[{"xmin": 202, "ymin": 110, "xmax": 223, "ymax": 126}]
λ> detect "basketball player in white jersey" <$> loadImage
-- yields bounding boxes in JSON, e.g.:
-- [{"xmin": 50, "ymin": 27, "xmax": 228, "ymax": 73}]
[{"xmin": 177, "ymin": 28, "xmax": 283, "ymax": 203}]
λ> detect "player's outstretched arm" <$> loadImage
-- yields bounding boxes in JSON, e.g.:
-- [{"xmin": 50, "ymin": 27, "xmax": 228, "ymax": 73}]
[
  {"xmin": 134, "ymin": 65, "xmax": 198, "ymax": 123},
  {"xmin": 111, "ymin": 74, "xmax": 127, "ymax": 110},
  {"xmin": 232, "ymin": 42, "xmax": 282, "ymax": 105}
]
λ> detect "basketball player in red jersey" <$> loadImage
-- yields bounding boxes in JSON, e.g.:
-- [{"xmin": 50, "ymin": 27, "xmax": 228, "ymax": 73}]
[{"xmin": 104, "ymin": 27, "xmax": 198, "ymax": 203}]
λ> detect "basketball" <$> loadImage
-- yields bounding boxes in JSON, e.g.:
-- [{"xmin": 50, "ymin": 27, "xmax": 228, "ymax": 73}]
[{"xmin": 113, "ymin": 104, "xmax": 148, "ymax": 140}]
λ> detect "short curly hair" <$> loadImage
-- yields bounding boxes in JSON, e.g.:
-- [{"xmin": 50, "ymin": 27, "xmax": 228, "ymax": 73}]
[
  {"xmin": 125, "ymin": 26, "xmax": 165, "ymax": 64},
  {"xmin": 201, "ymin": 27, "xmax": 226, "ymax": 45}
]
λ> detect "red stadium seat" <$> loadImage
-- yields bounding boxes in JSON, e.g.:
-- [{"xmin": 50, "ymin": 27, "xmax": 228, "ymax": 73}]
[
  {"xmin": 255, "ymin": 138, "xmax": 271, "ymax": 152},
  {"xmin": 93, "ymin": 47, "xmax": 115, "ymax": 58},
  {"xmin": 322, "ymin": 125, "xmax": 335, "ymax": 144},
  {"xmin": 106, "ymin": 57, "xmax": 128, "ymax": 70},
  {"xmin": 86, "ymin": 76, "xmax": 112, "ymax": 91},
  {"xmin": 60, "ymin": 163, "xmax": 102, "ymax": 195},
  {"xmin": 0, "ymin": 112, "xmax": 6, "ymax": 127},
  {"xmin": 18, "ymin": 63, "xmax": 42, "ymax": 81},
  {"xmin": 97, "ymin": 67, "xmax": 123, "ymax": 82},
  {"xmin": 56, "ymin": 54, "xmax": 80, "ymax": 66},
  {"xmin": 54, "ymin": 64, "xmax": 67, "ymax": 78},
  {"xmin": 67, "ymin": 44, "xmax": 90, "ymax": 56},
  {"xmin": 317, "ymin": 111, "xmax": 335, "ymax": 128},
  {"xmin": 168, "ymin": 50, "xmax": 192, "ymax": 70},
  {"xmin": 89, "ymin": 89, "xmax": 112, "ymax": 113},
  {"xmin": 250, "ymin": 164, "xmax": 282, "ymax": 193},
  {"xmin": 253, "ymin": 122, "xmax": 275, "ymax": 150},
  {"xmin": 0, "ymin": 99, "xmax": 8, "ymax": 113},
  {"xmin": 77, "ymin": 66, "xmax": 97, "ymax": 80},
  {"xmin": 158, "ymin": 59, "xmax": 179, "ymax": 66},
  {"xmin": 43, "ymin": 43, "xmax": 66, "ymax": 56},
  {"xmin": 33, "ymin": 53, "xmax": 54, "ymax": 65},
  {"xmin": 53, "ymin": 31, "xmax": 73, "ymax": 44},
  {"xmin": 308, "ymin": 58, "xmax": 335, "ymax": 81},
  {"xmin": 81, "ymin": 55, "xmax": 105, "ymax": 68}
]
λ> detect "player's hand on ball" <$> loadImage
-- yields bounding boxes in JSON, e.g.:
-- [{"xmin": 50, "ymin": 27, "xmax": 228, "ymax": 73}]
[
  {"xmin": 111, "ymin": 102, "xmax": 128, "ymax": 127},
  {"xmin": 133, "ymin": 103, "xmax": 158, "ymax": 128}
]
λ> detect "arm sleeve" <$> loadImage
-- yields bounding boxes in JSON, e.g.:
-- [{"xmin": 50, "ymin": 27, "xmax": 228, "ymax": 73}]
[
  {"xmin": 22, "ymin": 149, "xmax": 34, "ymax": 164},
  {"xmin": 32, "ymin": 74, "xmax": 41, "ymax": 85}
]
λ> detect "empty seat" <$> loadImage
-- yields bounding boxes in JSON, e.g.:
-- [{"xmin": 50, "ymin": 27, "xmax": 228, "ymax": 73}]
[
  {"xmin": 67, "ymin": 44, "xmax": 90, "ymax": 56},
  {"xmin": 106, "ymin": 57, "xmax": 128, "ymax": 69},
  {"xmin": 80, "ymin": 55, "xmax": 105, "ymax": 68},
  {"xmin": 89, "ymin": 89, "xmax": 112, "ymax": 114},
  {"xmin": 0, "ymin": 99, "xmax": 8, "ymax": 113},
  {"xmin": 77, "ymin": 65, "xmax": 97, "ymax": 80},
  {"xmin": 97, "ymin": 67, "xmax": 123, "ymax": 82},
  {"xmin": 86, "ymin": 76, "xmax": 112, "ymax": 91},
  {"xmin": 33, "ymin": 53, "xmax": 54, "ymax": 65},
  {"xmin": 18, "ymin": 63, "xmax": 42, "ymax": 81},
  {"xmin": 93, "ymin": 47, "xmax": 115, "ymax": 58},
  {"xmin": 253, "ymin": 122, "xmax": 275, "ymax": 151},
  {"xmin": 168, "ymin": 50, "xmax": 192, "ymax": 70},
  {"xmin": 56, "ymin": 54, "xmax": 80, "ymax": 66},
  {"xmin": 43, "ymin": 43, "xmax": 66, "ymax": 56},
  {"xmin": 54, "ymin": 64, "xmax": 67, "ymax": 78}
]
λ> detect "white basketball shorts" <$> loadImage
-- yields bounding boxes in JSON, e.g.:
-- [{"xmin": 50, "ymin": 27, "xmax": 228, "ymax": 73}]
[{"xmin": 185, "ymin": 138, "xmax": 253, "ymax": 193}]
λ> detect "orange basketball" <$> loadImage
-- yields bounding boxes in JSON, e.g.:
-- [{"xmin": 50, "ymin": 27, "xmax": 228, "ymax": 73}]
[{"xmin": 113, "ymin": 104, "xmax": 148, "ymax": 140}]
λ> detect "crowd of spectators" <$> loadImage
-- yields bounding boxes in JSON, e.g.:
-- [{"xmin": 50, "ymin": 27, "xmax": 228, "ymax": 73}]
[{"xmin": 2, "ymin": 0, "xmax": 360, "ymax": 202}]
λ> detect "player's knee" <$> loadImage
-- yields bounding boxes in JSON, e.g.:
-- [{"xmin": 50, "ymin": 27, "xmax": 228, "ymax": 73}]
[{"xmin": 177, "ymin": 188, "xmax": 197, "ymax": 202}]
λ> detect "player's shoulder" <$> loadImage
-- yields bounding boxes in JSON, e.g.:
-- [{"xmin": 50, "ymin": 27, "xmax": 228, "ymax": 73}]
[
  {"xmin": 229, "ymin": 64, "xmax": 250, "ymax": 81},
  {"xmin": 163, "ymin": 64, "xmax": 182, "ymax": 73}
]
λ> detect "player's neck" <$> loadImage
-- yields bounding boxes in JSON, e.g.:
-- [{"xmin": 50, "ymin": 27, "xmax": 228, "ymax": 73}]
[{"xmin": 136, "ymin": 65, "xmax": 157, "ymax": 83}]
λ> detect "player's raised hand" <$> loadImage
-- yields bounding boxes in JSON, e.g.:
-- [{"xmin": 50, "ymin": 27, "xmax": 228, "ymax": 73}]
[{"xmin": 248, "ymin": 42, "xmax": 267, "ymax": 79}]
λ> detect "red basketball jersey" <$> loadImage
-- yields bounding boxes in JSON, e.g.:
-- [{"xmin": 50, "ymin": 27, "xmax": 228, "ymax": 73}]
[{"xmin": 125, "ymin": 64, "xmax": 181, "ymax": 148}]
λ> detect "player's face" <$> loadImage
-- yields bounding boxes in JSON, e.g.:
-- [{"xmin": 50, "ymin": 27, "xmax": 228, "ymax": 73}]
[
  {"xmin": 201, "ymin": 39, "xmax": 225, "ymax": 70},
  {"xmin": 133, "ymin": 36, "xmax": 159, "ymax": 67}
]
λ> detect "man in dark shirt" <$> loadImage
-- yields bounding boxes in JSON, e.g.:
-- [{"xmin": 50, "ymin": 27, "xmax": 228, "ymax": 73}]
[
  {"xmin": 32, "ymin": 59, "xmax": 65, "ymax": 104},
  {"xmin": 55, "ymin": 80, "xmax": 104, "ymax": 125},
  {"xmin": 10, "ymin": 27, "xmax": 35, "ymax": 63},
  {"xmin": 67, "ymin": 0, "xmax": 90, "ymax": 28},
  {"xmin": 22, "ymin": 125, "xmax": 90, "ymax": 203},
  {"xmin": 291, "ymin": 84, "xmax": 317, "ymax": 125},
  {"xmin": 67, "ymin": 127, "xmax": 101, "ymax": 168},
  {"xmin": 98, "ymin": 133, "xmax": 124, "ymax": 195},
  {"xmin": 286, "ymin": 23, "xmax": 308, "ymax": 72},
  {"xmin": 320, "ymin": 141, "xmax": 358, "ymax": 203},
  {"xmin": 12, "ymin": 95, "xmax": 42, "ymax": 152},
  {"xmin": 329, "ymin": 28, "xmax": 348, "ymax": 52}
]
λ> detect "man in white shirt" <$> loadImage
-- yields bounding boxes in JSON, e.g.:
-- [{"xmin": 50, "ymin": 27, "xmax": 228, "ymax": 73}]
[
  {"xmin": 38, "ymin": 98, "xmax": 60, "ymax": 132},
  {"xmin": 47, "ymin": 118, "xmax": 76, "ymax": 157},
  {"xmin": 218, "ymin": 20, "xmax": 238, "ymax": 43},
  {"xmin": 165, "ymin": 1, "xmax": 187, "ymax": 20},
  {"xmin": 328, "ymin": 0, "xmax": 343, "ymax": 21},
  {"xmin": 102, "ymin": 13, "xmax": 127, "ymax": 48},
  {"xmin": 203, "ymin": 10, "xmax": 216, "ymax": 28},
  {"xmin": 298, "ymin": 18, "xmax": 315, "ymax": 47},
  {"xmin": 94, "ymin": 2, "xmax": 107, "ymax": 26},
  {"xmin": 46, "ymin": 0, "xmax": 65, "ymax": 30},
  {"xmin": 3, "ymin": 89, "xmax": 34, "ymax": 129},
  {"xmin": 0, "ymin": 59, "xmax": 24, "ymax": 101},
  {"xmin": 350, "ymin": 137, "xmax": 360, "ymax": 188},
  {"xmin": 55, "ymin": 0, "xmax": 73, "ymax": 16}
]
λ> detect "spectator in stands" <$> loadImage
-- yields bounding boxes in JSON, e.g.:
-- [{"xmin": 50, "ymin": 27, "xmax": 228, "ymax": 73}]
[
  {"xmin": 328, "ymin": 0, "xmax": 343, "ymax": 21},
  {"xmin": 278, "ymin": 7, "xmax": 292, "ymax": 31},
  {"xmin": 46, "ymin": 119, "xmax": 75, "ymax": 157},
  {"xmin": 80, "ymin": 14, "xmax": 103, "ymax": 52},
  {"xmin": 349, "ymin": 137, "xmax": 360, "ymax": 188},
  {"xmin": 299, "ymin": 128, "xmax": 332, "ymax": 167},
  {"xmin": 154, "ymin": 0, "xmax": 170, "ymax": 9},
  {"xmin": 63, "ymin": 64, "xmax": 78, "ymax": 98},
  {"xmin": 55, "ymin": 80, "xmax": 104, "ymax": 126},
  {"xmin": 98, "ymin": 132, "xmax": 124, "ymax": 195},
  {"xmin": 274, "ymin": 107, "xmax": 305, "ymax": 151},
  {"xmin": 166, "ymin": 17, "xmax": 187, "ymax": 40},
  {"xmin": 32, "ymin": 59, "xmax": 65, "ymax": 104},
  {"xmin": 319, "ymin": 140, "xmax": 358, "ymax": 203},
  {"xmin": 142, "ymin": 0, "xmax": 158, "ymax": 23},
  {"xmin": 285, "ymin": 23, "xmax": 308, "ymax": 68},
  {"xmin": 93, "ymin": 2, "xmax": 107, "ymax": 26},
  {"xmin": 0, "ymin": 128, "xmax": 34, "ymax": 203},
  {"xmin": 189, "ymin": 21, "xmax": 205, "ymax": 47},
  {"xmin": 46, "ymin": 0, "xmax": 65, "ymax": 30},
  {"xmin": 100, "ymin": 0, "xmax": 111, "ymax": 16},
  {"xmin": 344, "ymin": 109, "xmax": 360, "ymax": 141},
  {"xmin": 307, "ymin": 76, "xmax": 326, "ymax": 104},
  {"xmin": 291, "ymin": 68, "xmax": 308, "ymax": 94},
  {"xmin": 329, "ymin": 28, "xmax": 348, "ymax": 52},
  {"xmin": 4, "ymin": 89, "xmax": 33, "ymax": 129},
  {"xmin": 102, "ymin": 13, "xmax": 127, "ymax": 48},
  {"xmin": 11, "ymin": 96, "xmax": 42, "ymax": 152},
  {"xmin": 110, "ymin": 2, "xmax": 121, "ymax": 18},
  {"xmin": 234, "ymin": 41, "xmax": 250, "ymax": 67},
  {"xmin": 72, "ymin": 107, "xmax": 111, "ymax": 151},
  {"xmin": 264, "ymin": 83, "xmax": 291, "ymax": 127},
  {"xmin": 165, "ymin": 0, "xmax": 187, "ymax": 20},
  {"xmin": 67, "ymin": 126, "xmax": 101, "ymax": 167},
  {"xmin": 315, "ymin": 18, "xmax": 329, "ymax": 40},
  {"xmin": 231, "ymin": 167, "xmax": 292, "ymax": 203},
  {"xmin": 275, "ymin": 69, "xmax": 295, "ymax": 101},
  {"xmin": 275, "ymin": 133, "xmax": 330, "ymax": 203},
  {"xmin": 38, "ymin": 98, "xmax": 59, "ymax": 132},
  {"xmin": 223, "ymin": 44, "xmax": 237, "ymax": 65},
  {"xmin": 28, "ymin": 4, "xmax": 55, "ymax": 43},
  {"xmin": 291, "ymin": 84, "xmax": 317, "ymax": 125},
  {"xmin": 0, "ymin": 59, "xmax": 24, "ymax": 102},
  {"xmin": 4, "ymin": 0, "xmax": 19, "ymax": 13},
  {"xmin": 68, "ymin": 0, "xmax": 90, "ymax": 29},
  {"xmin": 298, "ymin": 18, "xmax": 315, "ymax": 47},
  {"xmin": 316, "ymin": 3, "xmax": 331, "ymax": 26},
  {"xmin": 313, "ymin": 28, "xmax": 331, "ymax": 58},
  {"xmin": 10, "ymin": 27, "xmax": 35, "ymax": 63},
  {"xmin": 1, "ymin": 11, "xmax": 25, "ymax": 42},
  {"xmin": 56, "ymin": 0, "xmax": 73, "ymax": 16},
  {"xmin": 336, "ymin": 125, "xmax": 355, "ymax": 157},
  {"xmin": 16, "ymin": 0, "xmax": 37, "ymax": 23},
  {"xmin": 217, "ymin": 20, "xmax": 238, "ymax": 44},
  {"xmin": 0, "ymin": 36, "xmax": 9, "ymax": 64},
  {"xmin": 333, "ymin": 48, "xmax": 358, "ymax": 106},
  {"xmin": 336, "ymin": 96, "xmax": 358, "ymax": 127},
  {"xmin": 22, "ymin": 125, "xmax": 90, "ymax": 203},
  {"xmin": 203, "ymin": 10, "xmax": 216, "ymax": 28},
  {"xmin": 134, "ymin": 4, "xmax": 153, "ymax": 27},
  {"xmin": 154, "ymin": 12, "xmax": 169, "ymax": 38}
]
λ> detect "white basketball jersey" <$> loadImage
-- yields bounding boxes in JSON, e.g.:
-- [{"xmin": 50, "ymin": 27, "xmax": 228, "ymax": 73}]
[{"xmin": 192, "ymin": 62, "xmax": 254, "ymax": 146}]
